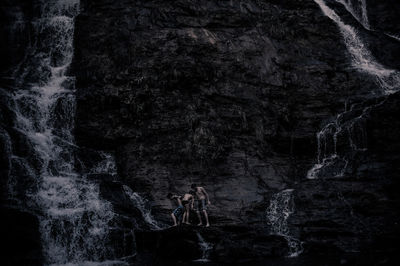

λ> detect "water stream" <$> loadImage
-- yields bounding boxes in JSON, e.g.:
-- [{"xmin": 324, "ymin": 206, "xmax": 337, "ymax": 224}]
[
  {"xmin": 266, "ymin": 189, "xmax": 303, "ymax": 257},
  {"xmin": 194, "ymin": 232, "xmax": 213, "ymax": 262},
  {"xmin": 337, "ymin": 0, "xmax": 369, "ymax": 30},
  {"xmin": 314, "ymin": 0, "xmax": 400, "ymax": 94},
  {"xmin": 7, "ymin": 0, "xmax": 122, "ymax": 264},
  {"xmin": 123, "ymin": 185, "xmax": 161, "ymax": 230},
  {"xmin": 308, "ymin": 0, "xmax": 400, "ymax": 179}
]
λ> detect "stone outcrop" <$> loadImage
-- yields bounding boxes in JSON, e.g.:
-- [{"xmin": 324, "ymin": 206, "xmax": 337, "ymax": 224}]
[
  {"xmin": 0, "ymin": 207, "xmax": 43, "ymax": 266},
  {"xmin": 135, "ymin": 225, "xmax": 288, "ymax": 264}
]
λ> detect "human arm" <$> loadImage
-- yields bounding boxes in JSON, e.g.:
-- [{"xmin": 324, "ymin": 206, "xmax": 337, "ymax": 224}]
[
  {"xmin": 190, "ymin": 196, "xmax": 194, "ymax": 209},
  {"xmin": 201, "ymin": 187, "xmax": 211, "ymax": 205},
  {"xmin": 171, "ymin": 195, "xmax": 182, "ymax": 205}
]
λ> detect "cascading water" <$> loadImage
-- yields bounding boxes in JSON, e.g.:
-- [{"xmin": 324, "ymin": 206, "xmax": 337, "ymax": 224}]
[
  {"xmin": 123, "ymin": 185, "xmax": 161, "ymax": 230},
  {"xmin": 266, "ymin": 189, "xmax": 303, "ymax": 257},
  {"xmin": 337, "ymin": 0, "xmax": 369, "ymax": 30},
  {"xmin": 314, "ymin": 0, "xmax": 400, "ymax": 94},
  {"xmin": 194, "ymin": 232, "xmax": 213, "ymax": 262},
  {"xmin": 7, "ymin": 0, "xmax": 122, "ymax": 264},
  {"xmin": 308, "ymin": 0, "xmax": 400, "ymax": 179},
  {"xmin": 386, "ymin": 34, "xmax": 400, "ymax": 42}
]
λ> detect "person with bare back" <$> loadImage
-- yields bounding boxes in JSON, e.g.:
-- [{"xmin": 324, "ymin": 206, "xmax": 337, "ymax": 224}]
[
  {"xmin": 191, "ymin": 184, "xmax": 211, "ymax": 227},
  {"xmin": 181, "ymin": 191, "xmax": 194, "ymax": 225}
]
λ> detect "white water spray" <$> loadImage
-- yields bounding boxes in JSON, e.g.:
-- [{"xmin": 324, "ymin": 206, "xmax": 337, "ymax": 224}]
[
  {"xmin": 266, "ymin": 189, "xmax": 303, "ymax": 257},
  {"xmin": 123, "ymin": 185, "xmax": 161, "ymax": 230},
  {"xmin": 314, "ymin": 0, "xmax": 400, "ymax": 94},
  {"xmin": 308, "ymin": 0, "xmax": 400, "ymax": 179},
  {"xmin": 386, "ymin": 33, "xmax": 400, "ymax": 42},
  {"xmin": 193, "ymin": 232, "xmax": 213, "ymax": 262},
  {"xmin": 337, "ymin": 0, "xmax": 370, "ymax": 30},
  {"xmin": 8, "ymin": 0, "xmax": 123, "ymax": 264}
]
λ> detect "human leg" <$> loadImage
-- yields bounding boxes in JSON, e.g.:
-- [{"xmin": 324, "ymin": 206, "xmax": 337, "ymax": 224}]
[
  {"xmin": 171, "ymin": 213, "xmax": 177, "ymax": 226},
  {"xmin": 201, "ymin": 199, "xmax": 210, "ymax": 227},
  {"xmin": 172, "ymin": 206, "xmax": 183, "ymax": 226},
  {"xmin": 196, "ymin": 211, "xmax": 203, "ymax": 226},
  {"xmin": 203, "ymin": 210, "xmax": 210, "ymax": 227},
  {"xmin": 185, "ymin": 205, "xmax": 191, "ymax": 224}
]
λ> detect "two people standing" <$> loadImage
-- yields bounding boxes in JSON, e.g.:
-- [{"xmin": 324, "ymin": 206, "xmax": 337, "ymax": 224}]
[{"xmin": 168, "ymin": 184, "xmax": 211, "ymax": 227}]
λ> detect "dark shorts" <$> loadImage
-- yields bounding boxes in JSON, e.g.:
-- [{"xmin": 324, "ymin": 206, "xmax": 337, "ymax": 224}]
[
  {"xmin": 196, "ymin": 199, "xmax": 207, "ymax": 211},
  {"xmin": 173, "ymin": 205, "xmax": 184, "ymax": 219}
]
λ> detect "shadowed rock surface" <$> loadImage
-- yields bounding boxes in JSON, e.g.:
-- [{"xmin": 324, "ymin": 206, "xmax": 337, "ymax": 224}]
[
  {"xmin": 135, "ymin": 225, "xmax": 288, "ymax": 264},
  {"xmin": 70, "ymin": 0, "xmax": 400, "ymax": 264},
  {"xmin": 73, "ymin": 0, "xmax": 371, "ymax": 223},
  {"xmin": 1, "ymin": 0, "xmax": 400, "ymax": 264}
]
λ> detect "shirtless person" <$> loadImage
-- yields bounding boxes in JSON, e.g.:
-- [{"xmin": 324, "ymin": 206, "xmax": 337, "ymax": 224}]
[
  {"xmin": 191, "ymin": 184, "xmax": 211, "ymax": 227},
  {"xmin": 167, "ymin": 193, "xmax": 184, "ymax": 227},
  {"xmin": 181, "ymin": 191, "xmax": 194, "ymax": 225}
]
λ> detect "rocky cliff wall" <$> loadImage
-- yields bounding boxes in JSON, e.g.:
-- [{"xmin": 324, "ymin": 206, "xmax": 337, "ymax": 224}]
[
  {"xmin": 72, "ymin": 0, "xmax": 400, "ymax": 263},
  {"xmin": 0, "ymin": 1, "xmax": 44, "ymax": 265},
  {"xmin": 73, "ymin": 0, "xmax": 370, "ymax": 223},
  {"xmin": 0, "ymin": 0, "xmax": 399, "ymax": 264}
]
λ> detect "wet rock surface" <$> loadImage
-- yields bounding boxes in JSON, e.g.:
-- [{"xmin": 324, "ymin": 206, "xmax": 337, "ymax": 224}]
[
  {"xmin": 0, "ymin": 207, "xmax": 43, "ymax": 266},
  {"xmin": 135, "ymin": 225, "xmax": 288, "ymax": 265},
  {"xmin": 0, "ymin": 0, "xmax": 399, "ymax": 264},
  {"xmin": 73, "ymin": 0, "xmax": 366, "ymax": 223},
  {"xmin": 70, "ymin": 0, "xmax": 400, "ymax": 264},
  {"xmin": 0, "ymin": 1, "xmax": 44, "ymax": 265},
  {"xmin": 71, "ymin": 0, "xmax": 400, "ymax": 260},
  {"xmin": 0, "ymin": 0, "xmax": 33, "ymax": 76}
]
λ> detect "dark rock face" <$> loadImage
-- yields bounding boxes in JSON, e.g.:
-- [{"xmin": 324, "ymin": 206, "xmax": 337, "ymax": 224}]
[
  {"xmin": 135, "ymin": 226, "xmax": 288, "ymax": 264},
  {"xmin": 291, "ymin": 92, "xmax": 400, "ymax": 264},
  {"xmin": 0, "ymin": 0, "xmax": 33, "ymax": 77},
  {"xmin": 73, "ymin": 0, "xmax": 367, "ymax": 222},
  {"xmin": 367, "ymin": 0, "xmax": 400, "ymax": 36},
  {"xmin": 0, "ymin": 0, "xmax": 399, "ymax": 264},
  {"xmin": 0, "ymin": 1, "xmax": 44, "ymax": 265},
  {"xmin": 71, "ymin": 0, "xmax": 400, "ymax": 264},
  {"xmin": 0, "ymin": 207, "xmax": 43, "ymax": 266}
]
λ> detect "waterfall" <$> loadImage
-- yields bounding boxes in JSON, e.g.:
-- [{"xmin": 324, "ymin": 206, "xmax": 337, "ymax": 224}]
[
  {"xmin": 306, "ymin": 104, "xmax": 370, "ymax": 179},
  {"xmin": 122, "ymin": 185, "xmax": 161, "ymax": 230},
  {"xmin": 7, "ymin": 0, "xmax": 123, "ymax": 264},
  {"xmin": 386, "ymin": 33, "xmax": 400, "ymax": 42},
  {"xmin": 266, "ymin": 189, "xmax": 303, "ymax": 257},
  {"xmin": 307, "ymin": 0, "xmax": 400, "ymax": 179},
  {"xmin": 194, "ymin": 232, "xmax": 213, "ymax": 262},
  {"xmin": 314, "ymin": 0, "xmax": 400, "ymax": 94},
  {"xmin": 337, "ymin": 0, "xmax": 370, "ymax": 30}
]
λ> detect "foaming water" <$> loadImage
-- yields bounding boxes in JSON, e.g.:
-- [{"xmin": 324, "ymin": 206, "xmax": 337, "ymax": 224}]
[
  {"xmin": 337, "ymin": 0, "xmax": 369, "ymax": 30},
  {"xmin": 90, "ymin": 152, "xmax": 118, "ymax": 176},
  {"xmin": 123, "ymin": 185, "xmax": 161, "ymax": 229},
  {"xmin": 193, "ymin": 232, "xmax": 213, "ymax": 262},
  {"xmin": 306, "ymin": 103, "xmax": 375, "ymax": 179},
  {"xmin": 314, "ymin": 0, "xmax": 400, "ymax": 94},
  {"xmin": 8, "ymin": 0, "xmax": 124, "ymax": 264},
  {"xmin": 307, "ymin": 0, "xmax": 400, "ymax": 180},
  {"xmin": 266, "ymin": 189, "xmax": 303, "ymax": 257}
]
